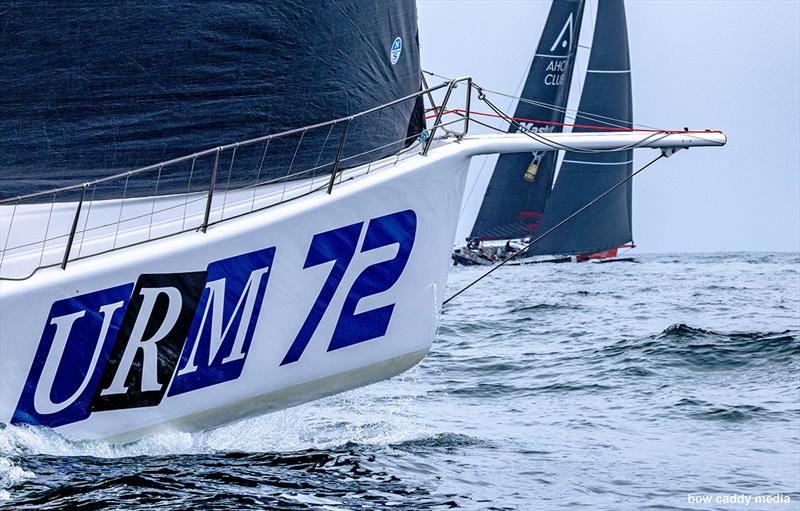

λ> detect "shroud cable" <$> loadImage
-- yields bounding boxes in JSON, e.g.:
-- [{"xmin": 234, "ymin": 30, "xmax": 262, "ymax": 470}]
[{"xmin": 443, "ymin": 152, "xmax": 666, "ymax": 306}]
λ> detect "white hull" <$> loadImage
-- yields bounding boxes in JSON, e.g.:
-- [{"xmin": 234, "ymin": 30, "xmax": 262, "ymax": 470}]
[
  {"xmin": 0, "ymin": 130, "xmax": 725, "ymax": 442},
  {"xmin": 0, "ymin": 146, "xmax": 470, "ymax": 442}
]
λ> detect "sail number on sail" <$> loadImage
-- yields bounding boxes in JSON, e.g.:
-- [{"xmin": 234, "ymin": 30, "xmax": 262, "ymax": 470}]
[{"xmin": 12, "ymin": 210, "xmax": 417, "ymax": 428}]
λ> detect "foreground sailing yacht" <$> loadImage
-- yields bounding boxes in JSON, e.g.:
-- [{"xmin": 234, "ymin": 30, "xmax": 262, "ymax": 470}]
[
  {"xmin": 455, "ymin": 0, "xmax": 640, "ymax": 265},
  {"xmin": 0, "ymin": 1, "xmax": 725, "ymax": 442}
]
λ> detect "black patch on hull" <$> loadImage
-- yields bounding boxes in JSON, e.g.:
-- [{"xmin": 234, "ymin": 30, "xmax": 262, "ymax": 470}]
[{"xmin": 91, "ymin": 272, "xmax": 207, "ymax": 411}]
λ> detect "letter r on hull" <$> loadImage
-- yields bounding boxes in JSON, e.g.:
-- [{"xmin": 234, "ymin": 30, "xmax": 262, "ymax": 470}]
[
  {"xmin": 91, "ymin": 272, "xmax": 207, "ymax": 411},
  {"xmin": 100, "ymin": 286, "xmax": 184, "ymax": 396}
]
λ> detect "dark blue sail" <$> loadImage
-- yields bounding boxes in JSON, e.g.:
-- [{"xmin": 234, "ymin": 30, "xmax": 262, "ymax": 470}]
[
  {"xmin": 528, "ymin": 0, "xmax": 633, "ymax": 256},
  {"xmin": 0, "ymin": 1, "xmax": 423, "ymax": 200},
  {"xmin": 469, "ymin": 0, "xmax": 585, "ymax": 240}
]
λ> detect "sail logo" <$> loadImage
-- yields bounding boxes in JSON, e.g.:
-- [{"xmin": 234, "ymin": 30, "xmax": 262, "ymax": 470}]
[
  {"xmin": 549, "ymin": 13, "xmax": 575, "ymax": 53},
  {"xmin": 544, "ymin": 58, "xmax": 571, "ymax": 86},
  {"xmin": 518, "ymin": 123, "xmax": 555, "ymax": 135},
  {"xmin": 542, "ymin": 13, "xmax": 575, "ymax": 87},
  {"xmin": 391, "ymin": 37, "xmax": 402, "ymax": 65}
]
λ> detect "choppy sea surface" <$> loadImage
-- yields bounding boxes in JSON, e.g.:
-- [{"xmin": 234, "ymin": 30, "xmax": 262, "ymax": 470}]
[{"xmin": 1, "ymin": 252, "xmax": 798, "ymax": 510}]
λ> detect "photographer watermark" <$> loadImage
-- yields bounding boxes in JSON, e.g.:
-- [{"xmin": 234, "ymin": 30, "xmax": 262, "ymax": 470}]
[{"xmin": 687, "ymin": 493, "xmax": 792, "ymax": 506}]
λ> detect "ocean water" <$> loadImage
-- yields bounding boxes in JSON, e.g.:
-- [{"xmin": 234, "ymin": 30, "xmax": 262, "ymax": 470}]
[{"xmin": 1, "ymin": 252, "xmax": 798, "ymax": 510}]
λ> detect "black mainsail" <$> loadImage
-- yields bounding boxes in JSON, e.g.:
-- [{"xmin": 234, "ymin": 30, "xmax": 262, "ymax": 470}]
[
  {"xmin": 527, "ymin": 0, "xmax": 633, "ymax": 257},
  {"xmin": 0, "ymin": 1, "xmax": 424, "ymax": 199},
  {"xmin": 469, "ymin": 0, "xmax": 585, "ymax": 241}
]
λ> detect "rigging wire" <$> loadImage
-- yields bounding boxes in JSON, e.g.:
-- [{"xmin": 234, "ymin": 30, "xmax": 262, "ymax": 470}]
[
  {"xmin": 466, "ymin": 91, "xmax": 722, "ymax": 150},
  {"xmin": 423, "ymin": 69, "xmax": 656, "ymax": 131},
  {"xmin": 482, "ymin": 87, "xmax": 655, "ymax": 130},
  {"xmin": 426, "ymin": 108, "xmax": 718, "ymax": 136},
  {"xmin": 442, "ymin": 152, "xmax": 666, "ymax": 306},
  {"xmin": 475, "ymin": 89, "xmax": 673, "ymax": 154}
]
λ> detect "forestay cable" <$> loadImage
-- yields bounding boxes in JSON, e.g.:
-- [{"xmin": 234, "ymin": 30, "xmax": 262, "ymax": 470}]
[
  {"xmin": 476, "ymin": 89, "xmax": 672, "ymax": 154},
  {"xmin": 442, "ymin": 152, "xmax": 666, "ymax": 306},
  {"xmin": 423, "ymin": 69, "xmax": 657, "ymax": 131}
]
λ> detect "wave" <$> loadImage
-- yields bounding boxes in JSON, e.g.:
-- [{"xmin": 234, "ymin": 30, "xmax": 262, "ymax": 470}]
[
  {"xmin": 0, "ymin": 457, "xmax": 35, "ymax": 502},
  {"xmin": 0, "ymin": 422, "xmax": 473, "ymax": 509},
  {"xmin": 390, "ymin": 432, "xmax": 487, "ymax": 451},
  {"xmin": 531, "ymin": 382, "xmax": 614, "ymax": 394},
  {"xmin": 0, "ymin": 372, "xmax": 446, "ymax": 461},
  {"xmin": 672, "ymin": 398, "xmax": 794, "ymax": 423},
  {"xmin": 445, "ymin": 380, "xmax": 614, "ymax": 399},
  {"xmin": 509, "ymin": 303, "xmax": 579, "ymax": 314},
  {"xmin": 597, "ymin": 324, "xmax": 799, "ymax": 369}
]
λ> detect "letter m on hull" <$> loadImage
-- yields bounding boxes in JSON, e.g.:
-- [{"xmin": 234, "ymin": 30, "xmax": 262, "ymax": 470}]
[{"xmin": 168, "ymin": 247, "xmax": 275, "ymax": 396}]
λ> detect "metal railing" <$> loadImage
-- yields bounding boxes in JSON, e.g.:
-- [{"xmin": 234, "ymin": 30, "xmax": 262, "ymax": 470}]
[{"xmin": 0, "ymin": 76, "xmax": 473, "ymax": 279}]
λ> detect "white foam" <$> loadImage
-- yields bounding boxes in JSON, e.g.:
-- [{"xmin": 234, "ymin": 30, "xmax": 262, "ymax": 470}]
[
  {"xmin": 0, "ymin": 367, "xmax": 440, "ymax": 461},
  {"xmin": 202, "ymin": 371, "xmax": 436, "ymax": 452},
  {"xmin": 0, "ymin": 456, "xmax": 35, "ymax": 500}
]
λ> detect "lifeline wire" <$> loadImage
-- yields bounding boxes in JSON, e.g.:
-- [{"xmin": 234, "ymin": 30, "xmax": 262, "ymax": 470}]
[{"xmin": 442, "ymin": 152, "xmax": 666, "ymax": 306}]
